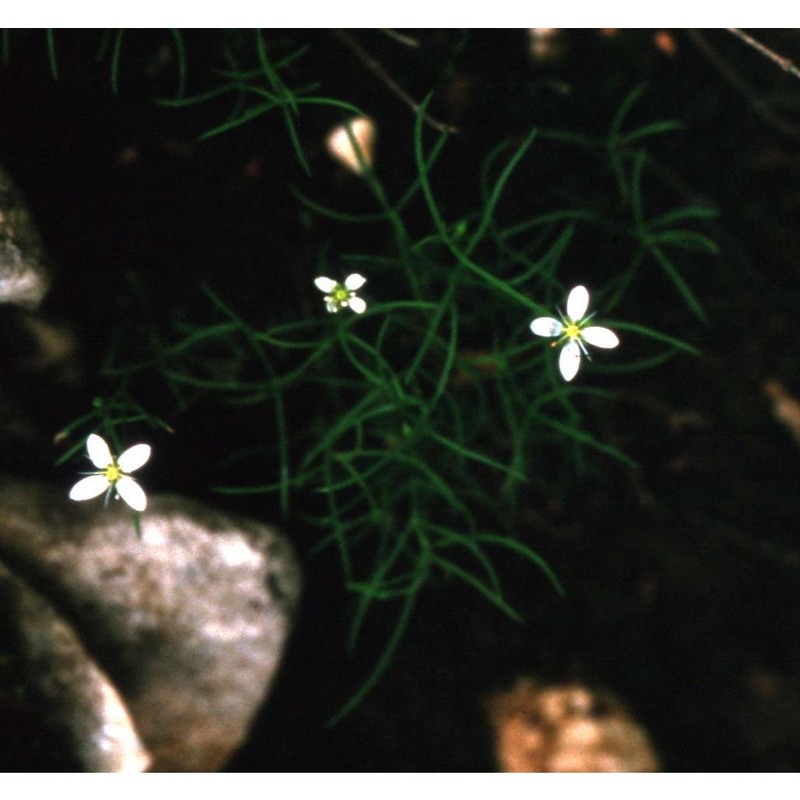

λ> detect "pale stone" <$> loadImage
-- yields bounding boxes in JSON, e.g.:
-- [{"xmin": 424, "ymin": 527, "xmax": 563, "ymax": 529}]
[
  {"xmin": 485, "ymin": 677, "xmax": 660, "ymax": 772},
  {"xmin": 0, "ymin": 479, "xmax": 301, "ymax": 771},
  {"xmin": 1, "ymin": 561, "xmax": 151, "ymax": 772},
  {"xmin": 0, "ymin": 165, "xmax": 51, "ymax": 310}
]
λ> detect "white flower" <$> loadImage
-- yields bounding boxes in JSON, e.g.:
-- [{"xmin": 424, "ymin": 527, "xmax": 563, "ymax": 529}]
[
  {"xmin": 530, "ymin": 285, "xmax": 620, "ymax": 382},
  {"xmin": 314, "ymin": 273, "xmax": 367, "ymax": 314},
  {"xmin": 69, "ymin": 433, "xmax": 151, "ymax": 512}
]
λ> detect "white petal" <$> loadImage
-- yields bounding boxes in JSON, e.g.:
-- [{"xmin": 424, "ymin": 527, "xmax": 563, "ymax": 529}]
[
  {"xmin": 86, "ymin": 433, "xmax": 113, "ymax": 469},
  {"xmin": 344, "ymin": 273, "xmax": 367, "ymax": 291},
  {"xmin": 581, "ymin": 326, "xmax": 619, "ymax": 349},
  {"xmin": 314, "ymin": 276, "xmax": 337, "ymax": 293},
  {"xmin": 116, "ymin": 476, "xmax": 147, "ymax": 511},
  {"xmin": 69, "ymin": 474, "xmax": 110, "ymax": 502},
  {"xmin": 117, "ymin": 443, "xmax": 151, "ymax": 473},
  {"xmin": 348, "ymin": 296, "xmax": 367, "ymax": 314},
  {"xmin": 530, "ymin": 317, "xmax": 563, "ymax": 338},
  {"xmin": 566, "ymin": 285, "xmax": 589, "ymax": 321},
  {"xmin": 326, "ymin": 117, "xmax": 376, "ymax": 175},
  {"xmin": 559, "ymin": 340, "xmax": 582, "ymax": 382}
]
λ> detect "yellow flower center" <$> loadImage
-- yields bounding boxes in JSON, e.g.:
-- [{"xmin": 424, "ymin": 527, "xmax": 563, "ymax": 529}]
[
  {"xmin": 564, "ymin": 322, "xmax": 581, "ymax": 340},
  {"xmin": 104, "ymin": 463, "xmax": 122, "ymax": 483},
  {"xmin": 333, "ymin": 285, "xmax": 351, "ymax": 304}
]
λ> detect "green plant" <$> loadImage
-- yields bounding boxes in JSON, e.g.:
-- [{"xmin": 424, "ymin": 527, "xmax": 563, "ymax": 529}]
[{"xmin": 20, "ymin": 31, "xmax": 716, "ymax": 721}]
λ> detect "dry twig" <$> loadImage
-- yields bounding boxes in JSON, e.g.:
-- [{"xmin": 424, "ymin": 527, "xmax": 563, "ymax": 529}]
[
  {"xmin": 332, "ymin": 29, "xmax": 458, "ymax": 135},
  {"xmin": 728, "ymin": 28, "xmax": 800, "ymax": 82},
  {"xmin": 379, "ymin": 29, "xmax": 420, "ymax": 49},
  {"xmin": 686, "ymin": 29, "xmax": 800, "ymax": 139}
]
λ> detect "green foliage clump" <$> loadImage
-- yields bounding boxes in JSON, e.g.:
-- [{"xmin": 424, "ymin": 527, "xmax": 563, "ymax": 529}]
[{"xmin": 25, "ymin": 30, "xmax": 716, "ymax": 719}]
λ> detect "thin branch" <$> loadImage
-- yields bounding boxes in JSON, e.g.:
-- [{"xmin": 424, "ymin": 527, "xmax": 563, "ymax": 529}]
[
  {"xmin": 332, "ymin": 29, "xmax": 458, "ymax": 135},
  {"xmin": 728, "ymin": 28, "xmax": 800, "ymax": 82},
  {"xmin": 379, "ymin": 29, "xmax": 420, "ymax": 49},
  {"xmin": 686, "ymin": 29, "xmax": 800, "ymax": 139}
]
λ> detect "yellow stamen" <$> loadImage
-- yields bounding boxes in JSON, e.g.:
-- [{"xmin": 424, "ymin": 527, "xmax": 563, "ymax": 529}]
[
  {"xmin": 104, "ymin": 464, "xmax": 122, "ymax": 483},
  {"xmin": 333, "ymin": 286, "xmax": 352, "ymax": 304}
]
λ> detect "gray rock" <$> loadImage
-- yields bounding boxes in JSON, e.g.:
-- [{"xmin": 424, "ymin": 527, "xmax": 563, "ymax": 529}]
[
  {"xmin": 0, "ymin": 164, "xmax": 51, "ymax": 310},
  {"xmin": 0, "ymin": 163, "xmax": 81, "ymax": 454},
  {"xmin": 0, "ymin": 561, "xmax": 152, "ymax": 772},
  {"xmin": 0, "ymin": 478, "xmax": 301, "ymax": 771}
]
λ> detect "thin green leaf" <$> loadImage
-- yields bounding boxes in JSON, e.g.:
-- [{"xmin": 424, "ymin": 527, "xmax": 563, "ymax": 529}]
[
  {"xmin": 468, "ymin": 129, "xmax": 537, "ymax": 253},
  {"xmin": 648, "ymin": 244, "xmax": 708, "ymax": 323},
  {"xmin": 169, "ymin": 28, "xmax": 187, "ymax": 98},
  {"xmin": 477, "ymin": 534, "xmax": 565, "ymax": 595},
  {"xmin": 433, "ymin": 555, "xmax": 524, "ymax": 623},
  {"xmin": 647, "ymin": 205, "xmax": 719, "ymax": 229},
  {"xmin": 608, "ymin": 319, "xmax": 702, "ymax": 355},
  {"xmin": 328, "ymin": 566, "xmax": 422, "ymax": 726},
  {"xmin": 109, "ymin": 29, "xmax": 124, "ymax": 94},
  {"xmin": 535, "ymin": 413, "xmax": 638, "ymax": 467},
  {"xmin": 647, "ymin": 230, "xmax": 720, "ymax": 254},
  {"xmin": 45, "ymin": 29, "xmax": 58, "ymax": 80},
  {"xmin": 413, "ymin": 96, "xmax": 545, "ymax": 314},
  {"xmin": 617, "ymin": 119, "xmax": 683, "ymax": 147}
]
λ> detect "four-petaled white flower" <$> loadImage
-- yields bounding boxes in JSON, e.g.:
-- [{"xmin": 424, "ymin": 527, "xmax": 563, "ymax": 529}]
[
  {"xmin": 530, "ymin": 285, "xmax": 619, "ymax": 382},
  {"xmin": 314, "ymin": 273, "xmax": 367, "ymax": 314},
  {"xmin": 69, "ymin": 433, "xmax": 151, "ymax": 512}
]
